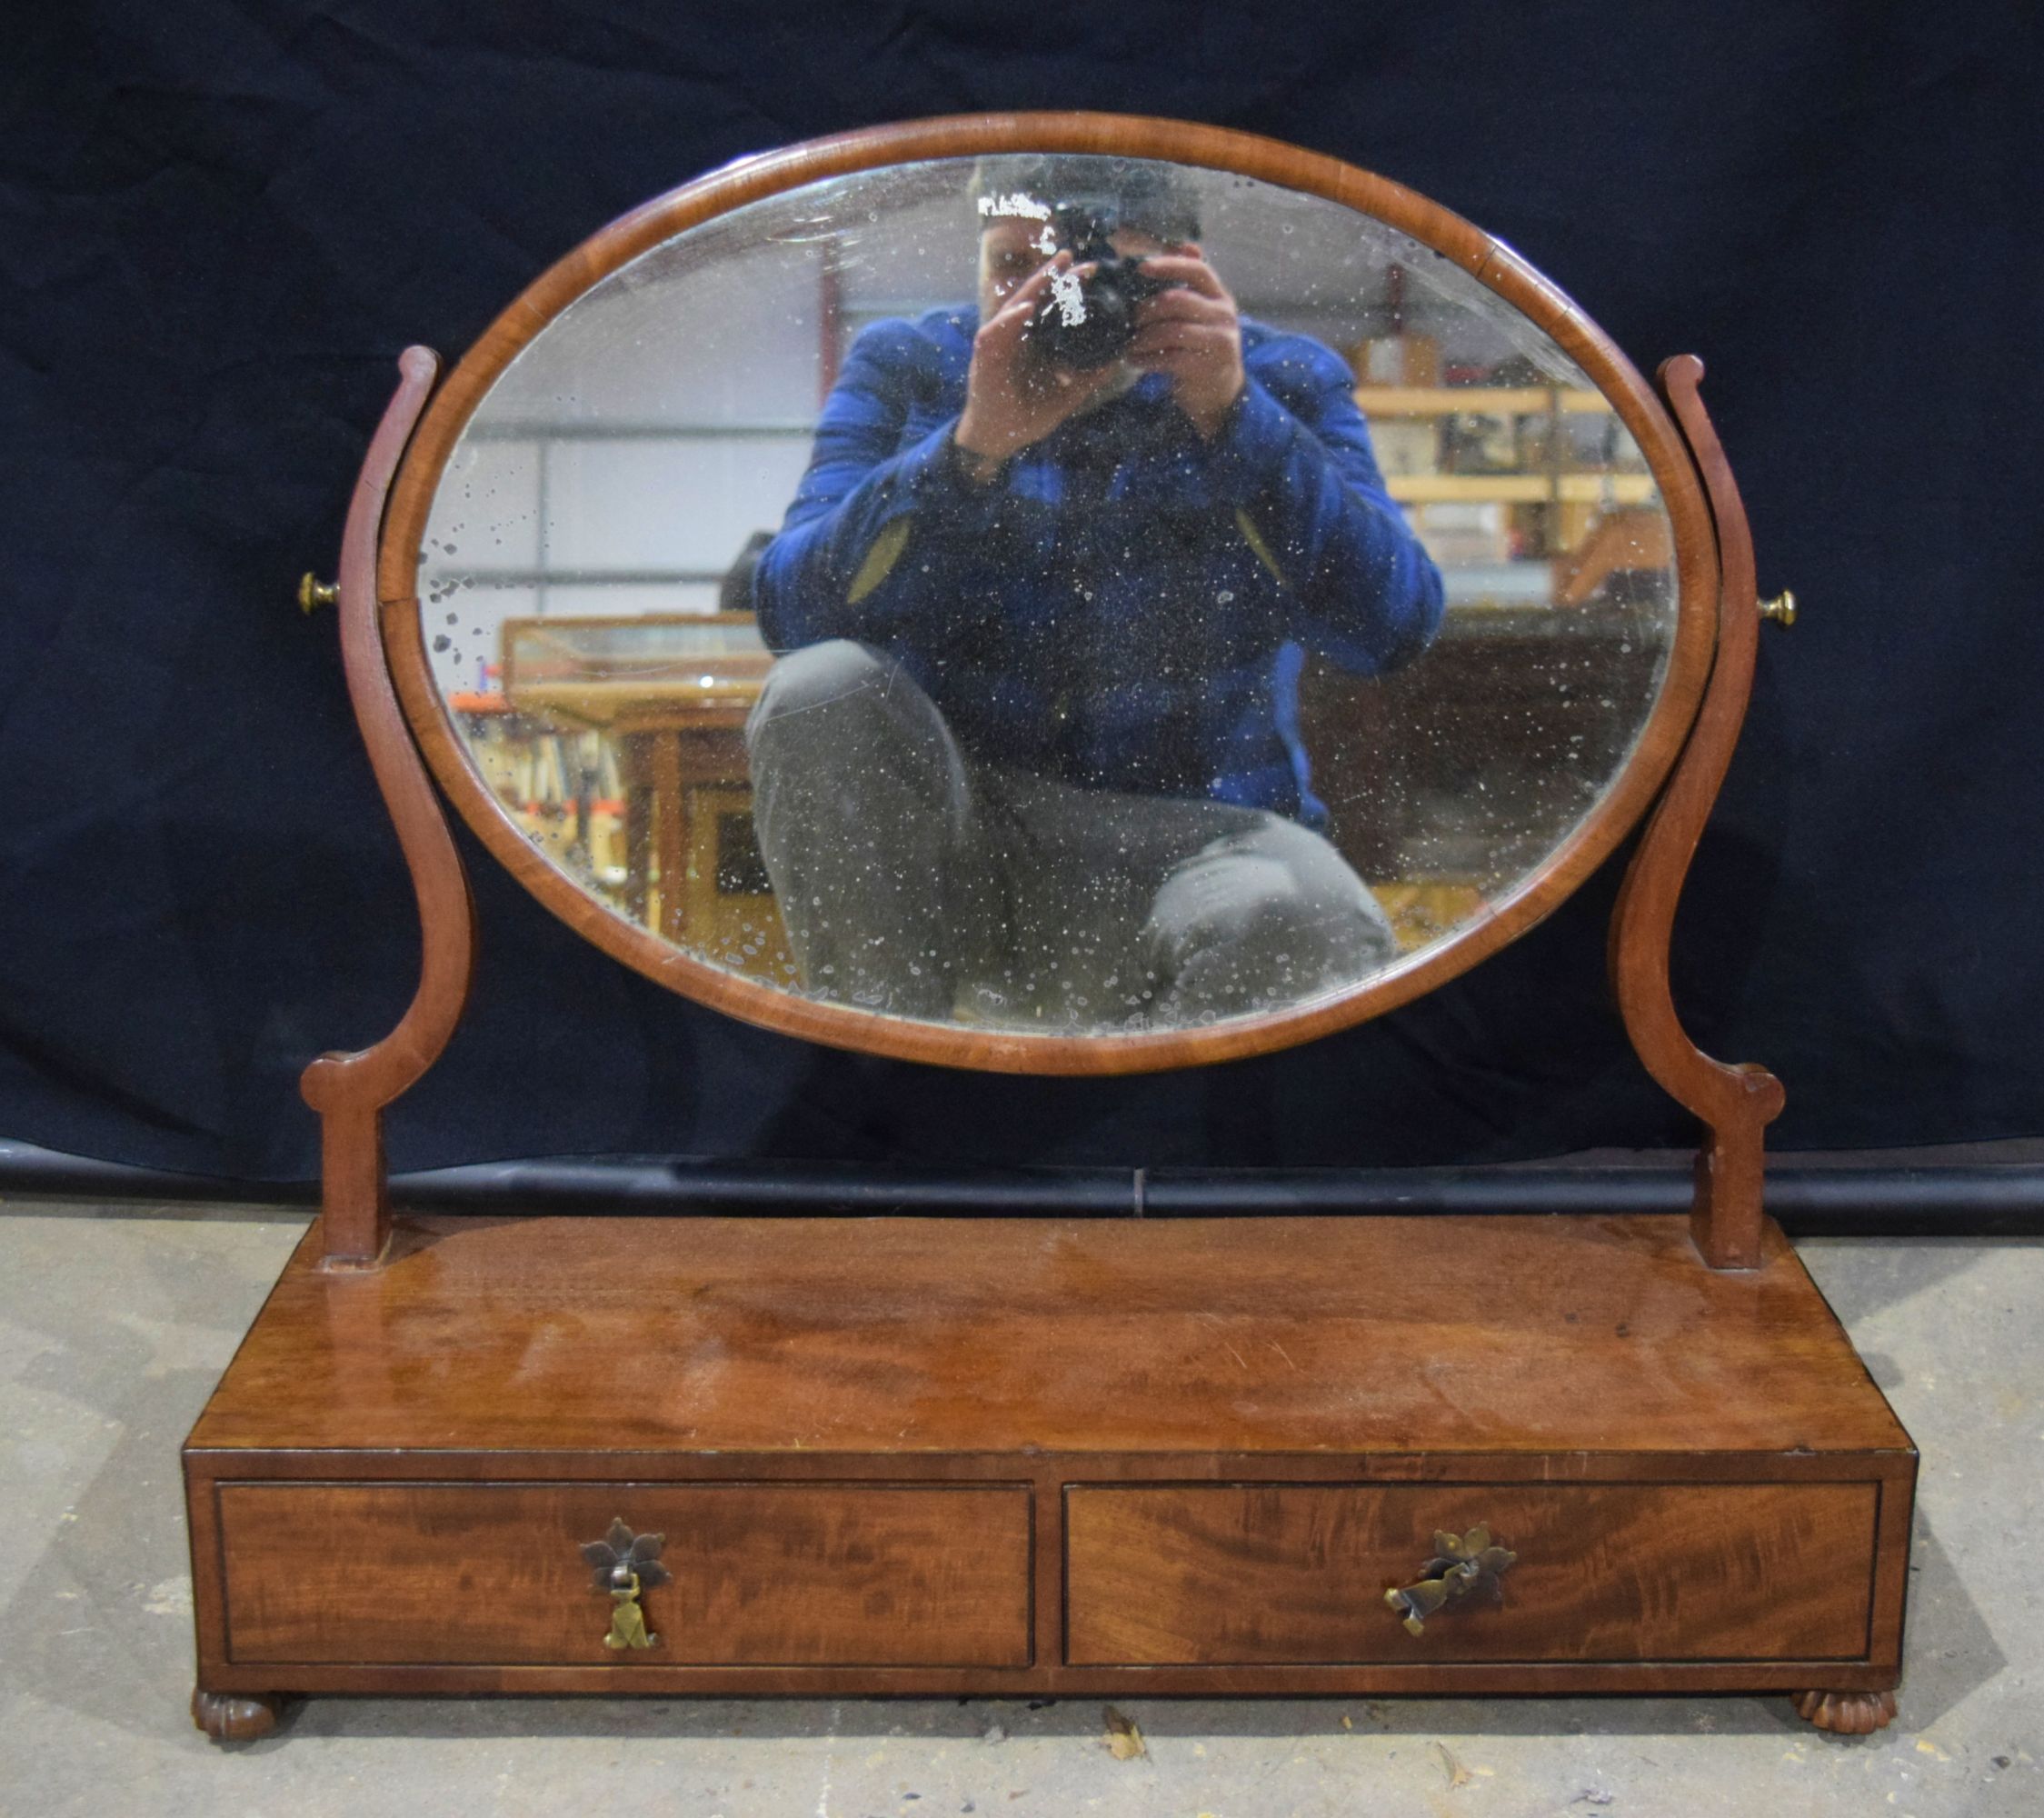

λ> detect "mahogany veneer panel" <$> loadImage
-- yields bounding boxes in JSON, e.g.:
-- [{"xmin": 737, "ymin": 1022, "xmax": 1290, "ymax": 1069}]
[
  {"xmin": 189, "ymin": 1214, "xmax": 1908, "ymax": 1457},
  {"xmin": 184, "ymin": 1213, "xmax": 1913, "ymax": 1707},
  {"xmin": 1065, "ymin": 1482, "xmax": 1879, "ymax": 1665},
  {"xmin": 220, "ymin": 1483, "xmax": 1031, "ymax": 1666}
]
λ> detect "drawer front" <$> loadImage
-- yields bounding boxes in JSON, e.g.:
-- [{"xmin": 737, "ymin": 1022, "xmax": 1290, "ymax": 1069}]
[
  {"xmin": 221, "ymin": 1483, "xmax": 1032, "ymax": 1667},
  {"xmin": 1066, "ymin": 1482, "xmax": 1879, "ymax": 1665}
]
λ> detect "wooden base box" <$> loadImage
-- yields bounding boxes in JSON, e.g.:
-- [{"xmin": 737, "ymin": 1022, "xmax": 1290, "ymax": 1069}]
[{"xmin": 184, "ymin": 1212, "xmax": 1913, "ymax": 1735}]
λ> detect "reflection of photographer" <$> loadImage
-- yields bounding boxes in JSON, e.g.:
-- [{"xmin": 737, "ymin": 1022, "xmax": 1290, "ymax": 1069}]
[
  {"xmin": 952, "ymin": 194, "xmax": 1249, "ymax": 469},
  {"xmin": 749, "ymin": 156, "xmax": 1445, "ymax": 1025}
]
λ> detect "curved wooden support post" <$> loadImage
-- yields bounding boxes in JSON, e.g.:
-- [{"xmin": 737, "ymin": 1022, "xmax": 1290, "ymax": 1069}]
[
  {"xmin": 1610, "ymin": 355, "xmax": 1786, "ymax": 1270},
  {"xmin": 1792, "ymin": 1688, "xmax": 1898, "ymax": 1735},
  {"xmin": 300, "ymin": 348, "xmax": 475, "ymax": 1269},
  {"xmin": 192, "ymin": 1687, "xmax": 283, "ymax": 1743}
]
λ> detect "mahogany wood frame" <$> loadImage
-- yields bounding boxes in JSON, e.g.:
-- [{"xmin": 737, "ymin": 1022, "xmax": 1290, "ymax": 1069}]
[
  {"xmin": 375, "ymin": 114, "xmax": 1720, "ymax": 1071},
  {"xmin": 306, "ymin": 114, "xmax": 1780, "ymax": 1269},
  {"xmin": 1611, "ymin": 356, "xmax": 1787, "ymax": 1267},
  {"xmin": 300, "ymin": 348, "xmax": 473, "ymax": 1267}
]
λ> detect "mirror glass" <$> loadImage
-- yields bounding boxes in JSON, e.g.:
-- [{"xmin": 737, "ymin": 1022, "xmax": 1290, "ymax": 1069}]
[{"xmin": 420, "ymin": 155, "xmax": 1677, "ymax": 1034}]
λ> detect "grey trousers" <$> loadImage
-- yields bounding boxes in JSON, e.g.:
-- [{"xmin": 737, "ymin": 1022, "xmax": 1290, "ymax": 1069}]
[{"xmin": 743, "ymin": 640, "xmax": 1397, "ymax": 1028}]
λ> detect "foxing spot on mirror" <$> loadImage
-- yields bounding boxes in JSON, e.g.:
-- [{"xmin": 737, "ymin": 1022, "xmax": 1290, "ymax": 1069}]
[{"xmin": 419, "ymin": 155, "xmax": 1677, "ymax": 1037}]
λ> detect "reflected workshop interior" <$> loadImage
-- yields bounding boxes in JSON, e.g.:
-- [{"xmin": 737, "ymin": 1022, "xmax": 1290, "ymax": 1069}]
[{"xmin": 421, "ymin": 159, "xmax": 1670, "ymax": 1010}]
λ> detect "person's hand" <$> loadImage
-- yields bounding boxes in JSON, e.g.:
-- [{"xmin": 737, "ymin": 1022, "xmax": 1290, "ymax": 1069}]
[
  {"xmin": 954, "ymin": 253, "xmax": 1124, "ymax": 479},
  {"xmin": 1128, "ymin": 245, "xmax": 1245, "ymax": 442}
]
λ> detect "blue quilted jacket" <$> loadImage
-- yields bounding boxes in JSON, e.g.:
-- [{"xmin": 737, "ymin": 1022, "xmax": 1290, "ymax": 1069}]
[{"xmin": 753, "ymin": 306, "xmax": 1443, "ymax": 827}]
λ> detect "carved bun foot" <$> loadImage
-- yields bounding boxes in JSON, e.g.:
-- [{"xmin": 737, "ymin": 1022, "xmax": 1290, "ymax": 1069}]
[
  {"xmin": 1792, "ymin": 1688, "xmax": 1898, "ymax": 1734},
  {"xmin": 192, "ymin": 1688, "xmax": 283, "ymax": 1743}
]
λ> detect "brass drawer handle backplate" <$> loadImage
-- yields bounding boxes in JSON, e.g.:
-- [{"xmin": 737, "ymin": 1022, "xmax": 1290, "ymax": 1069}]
[
  {"xmin": 1385, "ymin": 1524, "xmax": 1517, "ymax": 1636},
  {"xmin": 581, "ymin": 1517, "xmax": 672, "ymax": 1650}
]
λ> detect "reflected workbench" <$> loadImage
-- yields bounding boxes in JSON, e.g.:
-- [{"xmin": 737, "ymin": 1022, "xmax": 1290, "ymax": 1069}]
[{"xmin": 461, "ymin": 614, "xmax": 793, "ymax": 978}]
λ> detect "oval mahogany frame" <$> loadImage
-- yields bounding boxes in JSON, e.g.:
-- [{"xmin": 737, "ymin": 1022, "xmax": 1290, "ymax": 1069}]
[{"xmin": 376, "ymin": 113, "xmax": 1718, "ymax": 1075}]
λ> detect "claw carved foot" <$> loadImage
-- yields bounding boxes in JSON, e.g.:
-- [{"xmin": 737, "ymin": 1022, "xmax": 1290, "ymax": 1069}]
[
  {"xmin": 1792, "ymin": 1688, "xmax": 1898, "ymax": 1734},
  {"xmin": 192, "ymin": 1688, "xmax": 282, "ymax": 1743}
]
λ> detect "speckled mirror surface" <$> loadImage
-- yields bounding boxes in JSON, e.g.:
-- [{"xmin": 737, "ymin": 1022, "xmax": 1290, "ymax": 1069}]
[{"xmin": 417, "ymin": 154, "xmax": 1678, "ymax": 1037}]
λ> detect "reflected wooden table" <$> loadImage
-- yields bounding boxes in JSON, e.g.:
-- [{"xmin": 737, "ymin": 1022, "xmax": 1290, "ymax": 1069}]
[
  {"xmin": 494, "ymin": 615, "xmax": 793, "ymax": 974},
  {"xmin": 608, "ymin": 694, "xmax": 776, "ymax": 951},
  {"xmin": 498, "ymin": 666, "xmax": 792, "ymax": 974}
]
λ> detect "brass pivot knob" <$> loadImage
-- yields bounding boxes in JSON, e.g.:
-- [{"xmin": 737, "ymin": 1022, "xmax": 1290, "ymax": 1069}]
[
  {"xmin": 298, "ymin": 573, "xmax": 339, "ymax": 614},
  {"xmin": 1759, "ymin": 588, "xmax": 1797, "ymax": 627}
]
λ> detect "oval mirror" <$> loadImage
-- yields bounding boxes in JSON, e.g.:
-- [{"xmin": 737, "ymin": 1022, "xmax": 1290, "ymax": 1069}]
[{"xmin": 382, "ymin": 118, "xmax": 1714, "ymax": 1072}]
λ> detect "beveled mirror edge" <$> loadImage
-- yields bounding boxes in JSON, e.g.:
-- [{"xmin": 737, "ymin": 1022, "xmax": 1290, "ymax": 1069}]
[{"xmin": 375, "ymin": 111, "xmax": 1720, "ymax": 1076}]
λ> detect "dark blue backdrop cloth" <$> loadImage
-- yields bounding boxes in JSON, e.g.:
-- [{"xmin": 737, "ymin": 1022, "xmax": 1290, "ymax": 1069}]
[{"xmin": 3, "ymin": 2, "xmax": 2039, "ymax": 1183}]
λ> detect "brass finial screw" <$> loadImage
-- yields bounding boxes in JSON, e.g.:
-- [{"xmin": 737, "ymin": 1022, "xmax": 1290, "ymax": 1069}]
[
  {"xmin": 298, "ymin": 573, "xmax": 339, "ymax": 614},
  {"xmin": 1759, "ymin": 588, "xmax": 1797, "ymax": 628}
]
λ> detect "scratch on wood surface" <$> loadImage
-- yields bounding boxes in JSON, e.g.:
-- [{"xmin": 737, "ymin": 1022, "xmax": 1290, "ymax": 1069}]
[{"xmin": 1191, "ymin": 1311, "xmax": 1250, "ymax": 1372}]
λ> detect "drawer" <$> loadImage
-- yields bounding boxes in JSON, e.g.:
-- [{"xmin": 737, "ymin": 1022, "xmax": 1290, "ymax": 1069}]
[
  {"xmin": 1066, "ymin": 1482, "xmax": 1879, "ymax": 1665},
  {"xmin": 220, "ymin": 1482, "xmax": 1032, "ymax": 1667}
]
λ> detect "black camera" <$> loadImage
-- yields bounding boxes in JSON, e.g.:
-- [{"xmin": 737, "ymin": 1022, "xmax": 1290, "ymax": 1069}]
[{"xmin": 1028, "ymin": 203, "xmax": 1173, "ymax": 370}]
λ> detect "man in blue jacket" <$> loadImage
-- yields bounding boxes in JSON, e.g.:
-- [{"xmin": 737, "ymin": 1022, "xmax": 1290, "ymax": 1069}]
[{"xmin": 748, "ymin": 157, "xmax": 1444, "ymax": 1028}]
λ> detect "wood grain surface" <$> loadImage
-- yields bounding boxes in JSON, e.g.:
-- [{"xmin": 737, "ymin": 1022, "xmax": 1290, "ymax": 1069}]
[
  {"xmin": 1065, "ymin": 1481, "xmax": 1877, "ymax": 1664},
  {"xmin": 188, "ymin": 1214, "xmax": 1909, "ymax": 1458},
  {"xmin": 298, "ymin": 349, "xmax": 475, "ymax": 1266},
  {"xmin": 184, "ymin": 1211, "xmax": 1914, "ymax": 1705},
  {"xmin": 370, "ymin": 111, "xmax": 1720, "ymax": 1074},
  {"xmin": 1610, "ymin": 356, "xmax": 1786, "ymax": 1269},
  {"xmin": 219, "ymin": 1482, "xmax": 1032, "ymax": 1667}
]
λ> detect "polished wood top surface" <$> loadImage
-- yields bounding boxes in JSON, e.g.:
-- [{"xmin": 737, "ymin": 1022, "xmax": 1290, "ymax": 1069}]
[{"xmin": 190, "ymin": 1214, "xmax": 1909, "ymax": 1457}]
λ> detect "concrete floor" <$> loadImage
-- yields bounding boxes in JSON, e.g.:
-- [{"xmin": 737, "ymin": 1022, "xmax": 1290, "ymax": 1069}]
[{"xmin": 0, "ymin": 1200, "xmax": 2036, "ymax": 1818}]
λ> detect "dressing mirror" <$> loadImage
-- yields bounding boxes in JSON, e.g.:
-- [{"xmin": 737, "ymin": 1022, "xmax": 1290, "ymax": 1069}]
[
  {"xmin": 386, "ymin": 132, "xmax": 1711, "ymax": 1069},
  {"xmin": 187, "ymin": 115, "xmax": 1912, "ymax": 1748}
]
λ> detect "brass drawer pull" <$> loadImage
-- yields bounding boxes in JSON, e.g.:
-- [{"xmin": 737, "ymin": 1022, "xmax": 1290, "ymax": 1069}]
[
  {"xmin": 1385, "ymin": 1524, "xmax": 1517, "ymax": 1636},
  {"xmin": 581, "ymin": 1518, "xmax": 672, "ymax": 1650}
]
